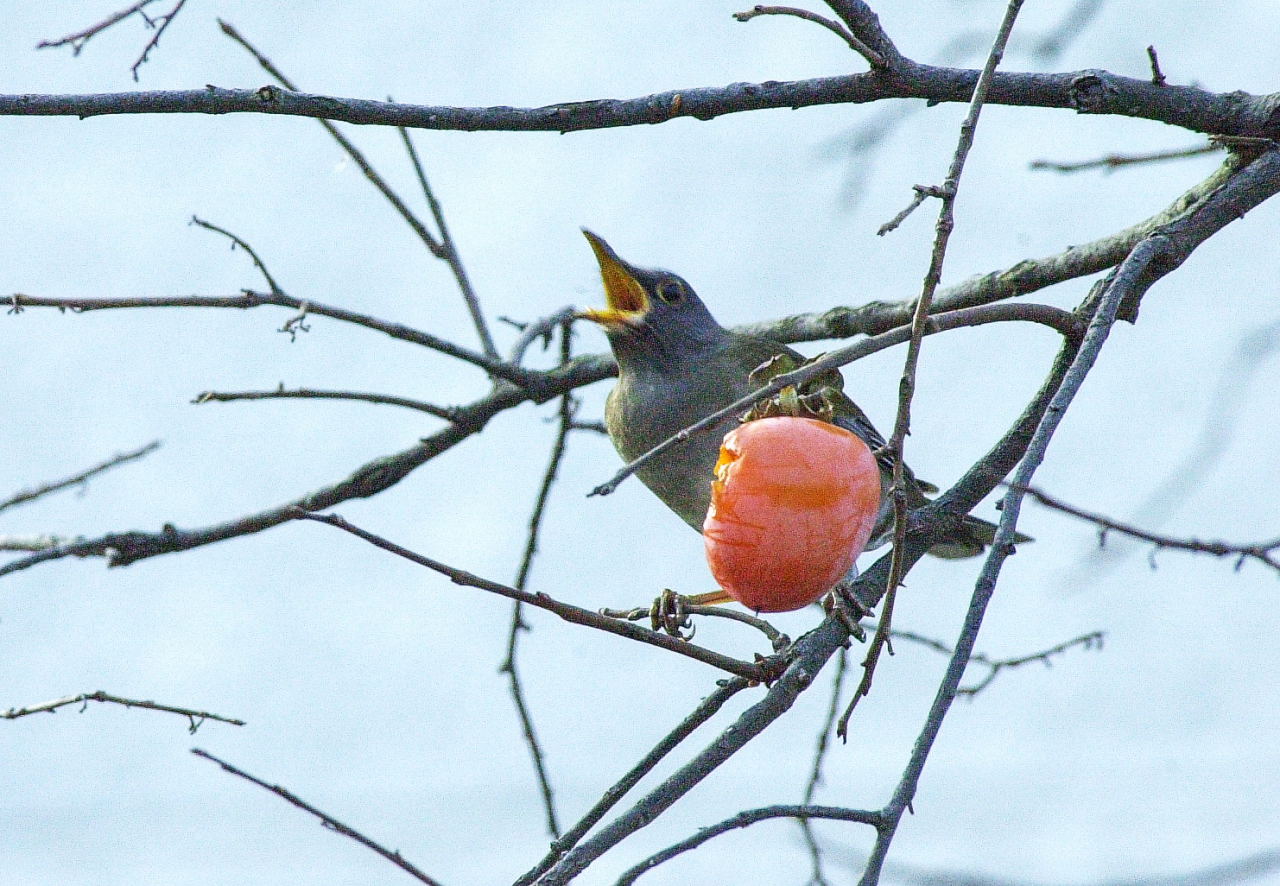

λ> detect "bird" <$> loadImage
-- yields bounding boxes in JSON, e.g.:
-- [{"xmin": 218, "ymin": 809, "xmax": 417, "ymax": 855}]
[{"xmin": 578, "ymin": 229, "xmax": 1013, "ymax": 563}]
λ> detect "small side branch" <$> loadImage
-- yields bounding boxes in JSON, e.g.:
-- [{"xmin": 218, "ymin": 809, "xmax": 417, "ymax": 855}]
[
  {"xmin": 0, "ymin": 440, "xmax": 161, "ymax": 515},
  {"xmin": 1017, "ymin": 483, "xmax": 1280, "ymax": 575},
  {"xmin": 297, "ymin": 511, "xmax": 771, "ymax": 682},
  {"xmin": 733, "ymin": 6, "xmax": 886, "ymax": 69},
  {"xmin": 1031, "ymin": 142, "xmax": 1219, "ymax": 173},
  {"xmin": 515, "ymin": 677, "xmax": 750, "ymax": 886},
  {"xmin": 3, "ymin": 690, "xmax": 244, "ymax": 734},
  {"xmin": 191, "ymin": 749, "xmax": 444, "ymax": 886},
  {"xmin": 8, "ymin": 291, "xmax": 532, "ymax": 388},
  {"xmin": 193, "ymin": 386, "xmax": 456, "ymax": 420},
  {"xmin": 615, "ymin": 805, "xmax": 882, "ymax": 884},
  {"xmin": 219, "ymin": 20, "xmax": 498, "ymax": 359},
  {"xmin": 501, "ymin": 322, "xmax": 577, "ymax": 838}
]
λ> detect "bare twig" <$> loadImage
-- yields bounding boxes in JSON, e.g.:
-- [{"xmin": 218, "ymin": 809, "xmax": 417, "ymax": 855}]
[
  {"xmin": 1018, "ymin": 484, "xmax": 1280, "ymax": 575},
  {"xmin": 217, "ymin": 20, "xmax": 498, "ymax": 359},
  {"xmin": 296, "ymin": 511, "xmax": 772, "ymax": 682},
  {"xmin": 515, "ymin": 678, "xmax": 751, "ymax": 886},
  {"xmin": 501, "ymin": 321, "xmax": 576, "ymax": 838},
  {"xmin": 36, "ymin": 0, "xmax": 187, "ymax": 80},
  {"xmin": 1031, "ymin": 142, "xmax": 1219, "ymax": 173},
  {"xmin": 3, "ymin": 690, "xmax": 244, "ymax": 733},
  {"xmin": 958, "ymin": 631, "xmax": 1106, "ymax": 696},
  {"xmin": 733, "ymin": 6, "xmax": 886, "ymax": 69},
  {"xmin": 508, "ymin": 308, "xmax": 578, "ymax": 366},
  {"xmin": 190, "ymin": 216, "xmax": 284, "ymax": 294},
  {"xmin": 842, "ymin": 0, "xmax": 1026, "ymax": 738},
  {"xmin": 800, "ymin": 646, "xmax": 850, "ymax": 886},
  {"xmin": 615, "ymin": 805, "xmax": 882, "ymax": 885},
  {"xmin": 130, "ymin": 0, "xmax": 187, "ymax": 80},
  {"xmin": 192, "ymin": 386, "xmax": 456, "ymax": 420},
  {"xmin": 37, "ymin": 1, "xmax": 161, "ymax": 54},
  {"xmin": 190, "ymin": 749, "xmax": 444, "ymax": 886},
  {"xmin": 877, "ymin": 184, "xmax": 945, "ymax": 236},
  {"xmin": 1147, "ymin": 44, "xmax": 1167, "ymax": 86},
  {"xmin": 0, "ymin": 534, "xmax": 86, "ymax": 552},
  {"xmin": 0, "ymin": 440, "xmax": 160, "ymax": 515},
  {"xmin": 396, "ymin": 125, "xmax": 497, "ymax": 358},
  {"xmin": 7, "ymin": 292, "xmax": 534, "ymax": 388}
]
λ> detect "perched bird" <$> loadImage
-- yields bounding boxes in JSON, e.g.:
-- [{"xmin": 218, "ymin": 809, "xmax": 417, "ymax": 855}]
[{"xmin": 579, "ymin": 229, "xmax": 1009, "ymax": 561}]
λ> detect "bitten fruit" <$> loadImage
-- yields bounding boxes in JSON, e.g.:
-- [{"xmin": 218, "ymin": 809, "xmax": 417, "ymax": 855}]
[{"xmin": 703, "ymin": 416, "xmax": 881, "ymax": 612}]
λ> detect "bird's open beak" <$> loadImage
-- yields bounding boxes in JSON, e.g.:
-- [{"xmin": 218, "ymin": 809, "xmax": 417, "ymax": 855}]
[{"xmin": 578, "ymin": 229, "xmax": 650, "ymax": 328}]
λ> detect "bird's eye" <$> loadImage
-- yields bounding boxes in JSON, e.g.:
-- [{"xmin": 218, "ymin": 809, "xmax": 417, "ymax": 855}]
[{"xmin": 656, "ymin": 279, "xmax": 685, "ymax": 305}]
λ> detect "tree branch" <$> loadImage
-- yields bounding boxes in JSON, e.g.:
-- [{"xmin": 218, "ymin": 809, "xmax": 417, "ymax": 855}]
[
  {"xmin": 1018, "ymin": 483, "xmax": 1280, "ymax": 575},
  {"xmin": 3, "ymin": 70, "xmax": 1276, "ymax": 138},
  {"xmin": 0, "ymin": 440, "xmax": 160, "ymax": 515},
  {"xmin": 3, "ymin": 690, "xmax": 244, "ymax": 733},
  {"xmin": 516, "ymin": 677, "xmax": 751, "ymax": 886},
  {"xmin": 7, "ymin": 291, "xmax": 534, "ymax": 389},
  {"xmin": 192, "ymin": 386, "xmax": 456, "ymax": 420},
  {"xmin": 297, "ymin": 511, "xmax": 772, "ymax": 682},
  {"xmin": 616, "ymin": 805, "xmax": 882, "ymax": 885},
  {"xmin": 191, "ymin": 749, "xmax": 444, "ymax": 886}
]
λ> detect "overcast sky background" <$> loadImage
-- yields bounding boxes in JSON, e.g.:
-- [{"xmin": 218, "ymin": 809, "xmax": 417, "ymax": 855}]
[{"xmin": 3, "ymin": 2, "xmax": 1279, "ymax": 885}]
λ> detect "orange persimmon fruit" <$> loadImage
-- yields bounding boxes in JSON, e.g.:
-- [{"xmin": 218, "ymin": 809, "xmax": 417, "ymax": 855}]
[{"xmin": 702, "ymin": 416, "xmax": 882, "ymax": 612}]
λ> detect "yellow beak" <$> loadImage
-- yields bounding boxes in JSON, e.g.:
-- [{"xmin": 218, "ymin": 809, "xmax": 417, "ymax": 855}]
[{"xmin": 579, "ymin": 229, "xmax": 650, "ymax": 328}]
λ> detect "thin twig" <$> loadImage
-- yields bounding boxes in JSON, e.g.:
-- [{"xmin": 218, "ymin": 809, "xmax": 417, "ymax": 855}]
[
  {"xmin": 877, "ymin": 184, "xmax": 944, "ymax": 236},
  {"xmin": 1147, "ymin": 44, "xmax": 1167, "ymax": 86},
  {"xmin": 615, "ymin": 805, "xmax": 882, "ymax": 885},
  {"xmin": 1017, "ymin": 483, "xmax": 1280, "ymax": 575},
  {"xmin": 37, "ymin": 1, "xmax": 160, "ymax": 53},
  {"xmin": 3, "ymin": 690, "xmax": 244, "ymax": 733},
  {"xmin": 190, "ymin": 749, "xmax": 444, "ymax": 886},
  {"xmin": 842, "ymin": 0, "xmax": 1026, "ymax": 738},
  {"xmin": 590, "ymin": 302, "xmax": 1081, "ymax": 498},
  {"xmin": 190, "ymin": 216, "xmax": 284, "ymax": 294},
  {"xmin": 130, "ymin": 0, "xmax": 187, "ymax": 81},
  {"xmin": 296, "ymin": 511, "xmax": 771, "ymax": 682},
  {"xmin": 515, "ymin": 678, "xmax": 750, "ymax": 886},
  {"xmin": 0, "ymin": 440, "xmax": 161, "ymax": 515},
  {"xmin": 799, "ymin": 645, "xmax": 849, "ymax": 886},
  {"xmin": 8, "ymin": 292, "xmax": 535, "ymax": 389},
  {"xmin": 192, "ymin": 386, "xmax": 456, "ymax": 420},
  {"xmin": 218, "ymin": 21, "xmax": 499, "ymax": 360},
  {"xmin": 396, "ymin": 125, "xmax": 497, "ymax": 358},
  {"xmin": 1031, "ymin": 142, "xmax": 1219, "ymax": 173},
  {"xmin": 501, "ymin": 321, "xmax": 576, "ymax": 838},
  {"xmin": 0, "ymin": 534, "xmax": 87, "ymax": 552},
  {"xmin": 508, "ymin": 307, "xmax": 578, "ymax": 366},
  {"xmin": 733, "ymin": 6, "xmax": 886, "ymax": 68}
]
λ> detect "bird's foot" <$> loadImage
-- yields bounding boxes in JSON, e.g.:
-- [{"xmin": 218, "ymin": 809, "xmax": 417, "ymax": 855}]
[
  {"xmin": 600, "ymin": 588, "xmax": 696, "ymax": 639},
  {"xmin": 823, "ymin": 583, "xmax": 869, "ymax": 643},
  {"xmin": 600, "ymin": 588, "xmax": 739, "ymax": 640}
]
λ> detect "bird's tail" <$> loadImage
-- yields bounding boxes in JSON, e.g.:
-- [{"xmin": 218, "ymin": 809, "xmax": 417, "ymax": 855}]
[{"xmin": 927, "ymin": 513, "xmax": 1032, "ymax": 560}]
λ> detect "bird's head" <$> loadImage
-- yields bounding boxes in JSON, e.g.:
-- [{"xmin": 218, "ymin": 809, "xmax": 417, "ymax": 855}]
[{"xmin": 578, "ymin": 229, "xmax": 727, "ymax": 369}]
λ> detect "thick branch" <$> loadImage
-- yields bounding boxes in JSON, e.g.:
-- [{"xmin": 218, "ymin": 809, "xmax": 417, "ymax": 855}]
[{"xmin": 3, "ymin": 68, "xmax": 1277, "ymax": 137}]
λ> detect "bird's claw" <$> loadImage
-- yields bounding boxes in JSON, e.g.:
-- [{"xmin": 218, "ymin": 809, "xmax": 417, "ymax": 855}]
[
  {"xmin": 824, "ymin": 583, "xmax": 869, "ymax": 643},
  {"xmin": 600, "ymin": 589, "xmax": 696, "ymax": 640},
  {"xmin": 651, "ymin": 588, "xmax": 695, "ymax": 639}
]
